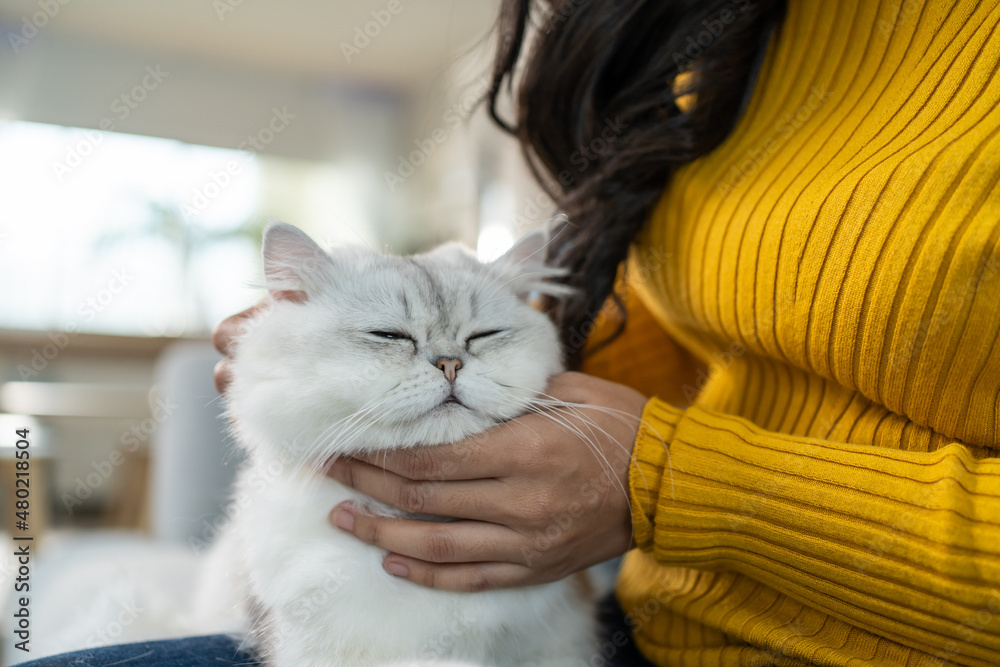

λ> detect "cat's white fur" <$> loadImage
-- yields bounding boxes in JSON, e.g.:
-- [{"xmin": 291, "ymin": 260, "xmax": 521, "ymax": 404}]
[{"xmin": 215, "ymin": 223, "xmax": 594, "ymax": 666}]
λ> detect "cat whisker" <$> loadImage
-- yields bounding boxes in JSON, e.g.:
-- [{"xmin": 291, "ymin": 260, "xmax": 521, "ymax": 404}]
[
  {"xmin": 489, "ymin": 387, "xmax": 672, "ymax": 535},
  {"xmin": 310, "ymin": 399, "xmax": 401, "ymax": 464},
  {"xmin": 525, "ymin": 393, "xmax": 672, "ymax": 503},
  {"xmin": 476, "ymin": 372, "xmax": 666, "ymax": 504},
  {"xmin": 298, "ymin": 393, "xmax": 399, "ymax": 470},
  {"xmin": 486, "ymin": 393, "xmax": 629, "ymax": 505},
  {"xmin": 287, "ymin": 400, "xmax": 404, "ymax": 500},
  {"xmin": 524, "ymin": 404, "xmax": 630, "ymax": 504},
  {"xmin": 279, "ymin": 396, "xmax": 383, "ymax": 471}
]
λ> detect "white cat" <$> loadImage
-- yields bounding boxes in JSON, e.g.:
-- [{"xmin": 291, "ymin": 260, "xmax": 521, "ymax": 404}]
[{"xmin": 215, "ymin": 223, "xmax": 595, "ymax": 666}]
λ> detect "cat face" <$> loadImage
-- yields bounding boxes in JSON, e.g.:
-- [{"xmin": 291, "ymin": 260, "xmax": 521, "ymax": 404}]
[{"xmin": 226, "ymin": 223, "xmax": 567, "ymax": 466}]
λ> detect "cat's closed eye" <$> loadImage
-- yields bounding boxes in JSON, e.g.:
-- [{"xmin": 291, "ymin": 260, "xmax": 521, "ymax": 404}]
[
  {"xmin": 366, "ymin": 330, "xmax": 414, "ymax": 342},
  {"xmin": 465, "ymin": 329, "xmax": 506, "ymax": 351}
]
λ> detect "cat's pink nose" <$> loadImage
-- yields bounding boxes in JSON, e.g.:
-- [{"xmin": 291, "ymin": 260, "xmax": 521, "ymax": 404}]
[{"xmin": 435, "ymin": 357, "xmax": 463, "ymax": 382}]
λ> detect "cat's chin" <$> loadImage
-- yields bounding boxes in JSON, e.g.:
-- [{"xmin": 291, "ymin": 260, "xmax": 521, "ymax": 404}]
[
  {"xmin": 245, "ymin": 404, "xmax": 504, "ymax": 466},
  {"xmin": 344, "ymin": 407, "xmax": 498, "ymax": 453}
]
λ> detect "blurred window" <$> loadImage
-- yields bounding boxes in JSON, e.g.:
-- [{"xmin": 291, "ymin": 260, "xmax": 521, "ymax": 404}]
[{"xmin": 0, "ymin": 120, "xmax": 378, "ymax": 336}]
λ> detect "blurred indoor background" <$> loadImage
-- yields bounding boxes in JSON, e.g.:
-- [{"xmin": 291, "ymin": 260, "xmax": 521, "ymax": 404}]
[{"xmin": 0, "ymin": 1, "xmax": 556, "ymax": 661}]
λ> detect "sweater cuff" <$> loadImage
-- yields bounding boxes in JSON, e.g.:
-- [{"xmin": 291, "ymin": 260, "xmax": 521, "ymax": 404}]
[{"xmin": 630, "ymin": 397, "xmax": 685, "ymax": 551}]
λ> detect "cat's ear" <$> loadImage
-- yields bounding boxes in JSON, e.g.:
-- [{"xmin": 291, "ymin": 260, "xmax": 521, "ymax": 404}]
[
  {"xmin": 492, "ymin": 228, "xmax": 574, "ymax": 299},
  {"xmin": 261, "ymin": 222, "xmax": 333, "ymax": 302}
]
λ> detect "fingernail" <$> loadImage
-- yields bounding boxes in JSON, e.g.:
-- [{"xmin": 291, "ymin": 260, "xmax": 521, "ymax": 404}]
[
  {"xmin": 384, "ymin": 560, "xmax": 409, "ymax": 577},
  {"xmin": 333, "ymin": 506, "xmax": 354, "ymax": 531}
]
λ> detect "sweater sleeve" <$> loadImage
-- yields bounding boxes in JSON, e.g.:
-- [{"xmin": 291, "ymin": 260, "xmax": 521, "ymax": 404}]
[{"xmin": 630, "ymin": 397, "xmax": 1000, "ymax": 659}]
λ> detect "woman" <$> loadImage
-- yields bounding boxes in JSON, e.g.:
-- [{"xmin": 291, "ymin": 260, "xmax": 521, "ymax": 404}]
[
  {"xmin": 310, "ymin": 1, "xmax": 1000, "ymax": 664},
  {"xmin": 31, "ymin": 0, "xmax": 1000, "ymax": 665}
]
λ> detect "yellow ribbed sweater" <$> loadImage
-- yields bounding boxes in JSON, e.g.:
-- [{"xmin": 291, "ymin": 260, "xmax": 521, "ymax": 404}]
[{"xmin": 582, "ymin": 1, "xmax": 1000, "ymax": 665}]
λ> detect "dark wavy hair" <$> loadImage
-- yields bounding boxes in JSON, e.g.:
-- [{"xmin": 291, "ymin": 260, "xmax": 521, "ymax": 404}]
[{"xmin": 488, "ymin": 0, "xmax": 786, "ymax": 366}]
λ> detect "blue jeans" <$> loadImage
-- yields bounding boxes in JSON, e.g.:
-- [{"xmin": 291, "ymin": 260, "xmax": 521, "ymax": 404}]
[
  {"xmin": 19, "ymin": 635, "xmax": 259, "ymax": 666},
  {"xmin": 21, "ymin": 593, "xmax": 655, "ymax": 666}
]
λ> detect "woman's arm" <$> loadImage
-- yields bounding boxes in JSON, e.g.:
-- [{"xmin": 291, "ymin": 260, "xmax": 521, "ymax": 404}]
[
  {"xmin": 628, "ymin": 398, "xmax": 1000, "ymax": 662},
  {"xmin": 328, "ymin": 388, "xmax": 1000, "ymax": 663}
]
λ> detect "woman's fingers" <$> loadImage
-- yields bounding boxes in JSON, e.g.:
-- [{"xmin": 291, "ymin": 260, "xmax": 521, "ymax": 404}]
[
  {"xmin": 327, "ymin": 457, "xmax": 509, "ymax": 522},
  {"xmin": 350, "ymin": 429, "xmax": 528, "ymax": 481},
  {"xmin": 331, "ymin": 502, "xmax": 524, "ymax": 565},
  {"xmin": 212, "ymin": 304, "xmax": 264, "ymax": 393},
  {"xmin": 213, "ymin": 359, "xmax": 233, "ymax": 394},
  {"xmin": 212, "ymin": 305, "xmax": 260, "ymax": 354},
  {"xmin": 380, "ymin": 558, "xmax": 535, "ymax": 592}
]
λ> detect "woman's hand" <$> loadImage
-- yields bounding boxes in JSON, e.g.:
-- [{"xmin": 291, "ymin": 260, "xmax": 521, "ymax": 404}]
[{"xmin": 326, "ymin": 372, "xmax": 647, "ymax": 592}]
